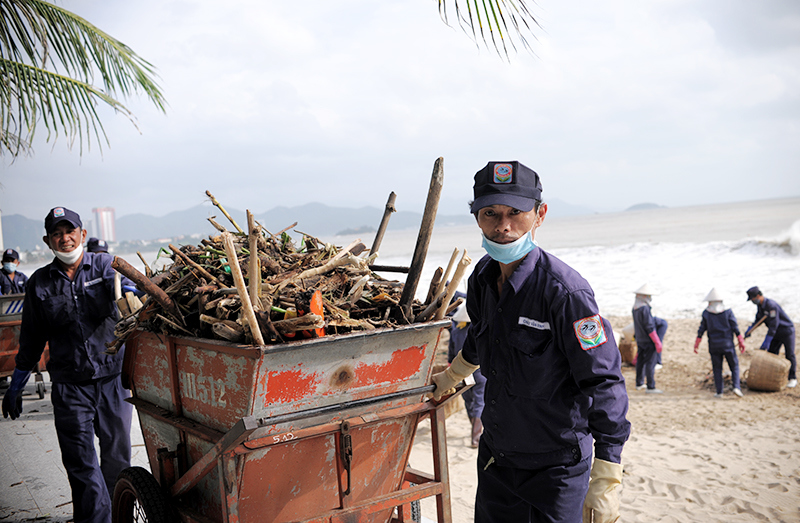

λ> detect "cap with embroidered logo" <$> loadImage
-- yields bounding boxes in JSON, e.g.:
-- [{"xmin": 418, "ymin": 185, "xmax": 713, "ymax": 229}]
[
  {"xmin": 2, "ymin": 248, "xmax": 19, "ymax": 261},
  {"xmin": 86, "ymin": 237, "xmax": 108, "ymax": 253},
  {"xmin": 44, "ymin": 207, "xmax": 82, "ymax": 235},
  {"xmin": 471, "ymin": 161, "xmax": 542, "ymax": 214}
]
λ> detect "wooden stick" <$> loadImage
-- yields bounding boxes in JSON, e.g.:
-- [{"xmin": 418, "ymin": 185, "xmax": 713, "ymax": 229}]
[
  {"xmin": 169, "ymin": 244, "xmax": 224, "ymax": 288},
  {"xmin": 434, "ymin": 250, "xmax": 472, "ymax": 320},
  {"xmin": 247, "ymin": 211, "xmax": 261, "ymax": 311},
  {"xmin": 397, "ymin": 157, "xmax": 444, "ymax": 321},
  {"xmin": 414, "ymin": 290, "xmax": 447, "ymax": 323},
  {"xmin": 331, "ymin": 239, "xmax": 363, "ymax": 262},
  {"xmin": 222, "ymin": 232, "xmax": 265, "ymax": 346},
  {"xmin": 434, "ymin": 248, "xmax": 459, "ymax": 301},
  {"xmin": 277, "ymin": 253, "xmax": 362, "ymax": 291},
  {"xmin": 112, "ymin": 256, "xmax": 184, "ymax": 325},
  {"xmin": 370, "ymin": 191, "xmax": 396, "ymax": 256},
  {"xmin": 206, "ymin": 190, "xmax": 243, "ymax": 234},
  {"xmin": 424, "ymin": 267, "xmax": 444, "ymax": 306},
  {"xmin": 208, "ymin": 217, "xmax": 228, "ymax": 233},
  {"xmin": 136, "ymin": 252, "xmax": 153, "ymax": 278}
]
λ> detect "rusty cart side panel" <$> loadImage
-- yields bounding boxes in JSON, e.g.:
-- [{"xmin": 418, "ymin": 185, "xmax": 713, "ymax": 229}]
[
  {"xmin": 126, "ymin": 320, "xmax": 451, "ymax": 523},
  {"xmin": 127, "ymin": 324, "xmax": 443, "ymax": 434},
  {"xmin": 0, "ymin": 294, "xmax": 49, "ymax": 380}
]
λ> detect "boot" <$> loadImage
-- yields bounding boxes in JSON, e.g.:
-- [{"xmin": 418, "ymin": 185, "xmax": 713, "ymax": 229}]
[{"xmin": 470, "ymin": 417, "xmax": 483, "ymax": 448}]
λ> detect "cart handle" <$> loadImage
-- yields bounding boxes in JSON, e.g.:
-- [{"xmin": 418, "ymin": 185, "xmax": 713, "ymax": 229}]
[{"xmin": 255, "ymin": 385, "xmax": 436, "ymax": 427}]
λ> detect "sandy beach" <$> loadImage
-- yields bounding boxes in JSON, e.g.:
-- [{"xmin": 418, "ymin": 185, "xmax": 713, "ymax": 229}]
[{"xmin": 410, "ymin": 316, "xmax": 800, "ymax": 523}]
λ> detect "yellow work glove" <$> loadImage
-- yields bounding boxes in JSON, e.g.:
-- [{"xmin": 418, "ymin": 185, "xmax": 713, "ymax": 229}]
[
  {"xmin": 583, "ymin": 458, "xmax": 623, "ymax": 523},
  {"xmin": 430, "ymin": 351, "xmax": 479, "ymax": 401}
]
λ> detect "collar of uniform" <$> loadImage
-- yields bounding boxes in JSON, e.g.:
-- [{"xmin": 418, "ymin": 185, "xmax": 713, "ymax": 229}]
[
  {"xmin": 47, "ymin": 251, "xmax": 94, "ymax": 276},
  {"xmin": 475, "ymin": 247, "xmax": 542, "ymax": 295}
]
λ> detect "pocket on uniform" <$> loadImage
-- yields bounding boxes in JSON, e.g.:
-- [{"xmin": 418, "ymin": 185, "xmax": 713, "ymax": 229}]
[
  {"xmin": 506, "ymin": 326, "xmax": 559, "ymax": 398},
  {"xmin": 42, "ymin": 295, "xmax": 72, "ymax": 327}
]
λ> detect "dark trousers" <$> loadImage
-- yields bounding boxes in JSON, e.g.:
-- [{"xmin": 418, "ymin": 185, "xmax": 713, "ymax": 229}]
[
  {"xmin": 52, "ymin": 375, "xmax": 132, "ymax": 523},
  {"xmin": 767, "ymin": 329, "xmax": 796, "ymax": 380},
  {"xmin": 710, "ymin": 351, "xmax": 740, "ymax": 393},
  {"xmin": 464, "ymin": 368, "xmax": 487, "ymax": 420},
  {"xmin": 635, "ymin": 343, "xmax": 658, "ymax": 389},
  {"xmin": 654, "ymin": 317, "xmax": 668, "ymax": 365},
  {"xmin": 474, "ymin": 439, "xmax": 591, "ymax": 523}
]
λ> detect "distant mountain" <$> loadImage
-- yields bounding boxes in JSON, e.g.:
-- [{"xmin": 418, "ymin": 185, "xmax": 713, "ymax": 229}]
[
  {"xmin": 625, "ymin": 203, "xmax": 666, "ymax": 211},
  {"xmin": 1, "ymin": 214, "xmax": 44, "ymax": 252},
  {"xmin": 2, "ymin": 198, "xmax": 596, "ymax": 253}
]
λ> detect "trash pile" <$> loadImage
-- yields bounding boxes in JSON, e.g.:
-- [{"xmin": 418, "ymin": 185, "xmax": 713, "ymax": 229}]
[{"xmin": 109, "ymin": 192, "xmax": 470, "ymax": 352}]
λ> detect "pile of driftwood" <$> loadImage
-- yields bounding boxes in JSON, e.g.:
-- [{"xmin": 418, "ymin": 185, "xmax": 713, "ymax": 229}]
[{"xmin": 109, "ymin": 190, "xmax": 471, "ymax": 351}]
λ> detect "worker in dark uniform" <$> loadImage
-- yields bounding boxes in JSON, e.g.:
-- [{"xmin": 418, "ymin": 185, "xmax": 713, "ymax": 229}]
[
  {"xmin": 632, "ymin": 283, "xmax": 666, "ymax": 393},
  {"xmin": 693, "ymin": 288, "xmax": 745, "ymax": 398},
  {"xmin": 745, "ymin": 286, "xmax": 796, "ymax": 388},
  {"xmin": 447, "ymin": 299, "xmax": 485, "ymax": 448},
  {"xmin": 430, "ymin": 161, "xmax": 630, "ymax": 523},
  {"xmin": 0, "ymin": 248, "xmax": 29, "ymax": 295},
  {"xmin": 2, "ymin": 207, "xmax": 132, "ymax": 523},
  {"xmin": 86, "ymin": 237, "xmax": 109, "ymax": 253}
]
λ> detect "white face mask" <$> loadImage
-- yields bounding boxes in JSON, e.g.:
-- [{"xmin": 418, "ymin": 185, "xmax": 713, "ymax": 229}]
[
  {"xmin": 2, "ymin": 262, "xmax": 16, "ymax": 273},
  {"xmin": 706, "ymin": 301, "xmax": 725, "ymax": 313},
  {"xmin": 51, "ymin": 242, "xmax": 84, "ymax": 265}
]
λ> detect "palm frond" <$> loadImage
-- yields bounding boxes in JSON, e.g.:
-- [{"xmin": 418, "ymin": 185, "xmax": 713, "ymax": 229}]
[
  {"xmin": 0, "ymin": 0, "xmax": 166, "ymax": 158},
  {"xmin": 438, "ymin": 0, "xmax": 540, "ymax": 60}
]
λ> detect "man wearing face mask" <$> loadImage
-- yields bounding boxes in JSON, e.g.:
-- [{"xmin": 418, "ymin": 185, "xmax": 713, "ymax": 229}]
[
  {"xmin": 0, "ymin": 248, "xmax": 29, "ymax": 295},
  {"xmin": 430, "ymin": 162, "xmax": 630, "ymax": 523},
  {"xmin": 2, "ymin": 207, "xmax": 132, "ymax": 523}
]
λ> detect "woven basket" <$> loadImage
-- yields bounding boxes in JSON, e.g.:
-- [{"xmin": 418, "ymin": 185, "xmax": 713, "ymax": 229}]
[
  {"xmin": 744, "ymin": 350, "xmax": 790, "ymax": 392},
  {"xmin": 618, "ymin": 339, "xmax": 637, "ymax": 364}
]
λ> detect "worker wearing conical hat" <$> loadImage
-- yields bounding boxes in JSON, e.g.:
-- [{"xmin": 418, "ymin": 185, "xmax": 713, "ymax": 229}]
[
  {"xmin": 694, "ymin": 288, "xmax": 745, "ymax": 398},
  {"xmin": 745, "ymin": 286, "xmax": 796, "ymax": 388},
  {"xmin": 632, "ymin": 283, "xmax": 668, "ymax": 393}
]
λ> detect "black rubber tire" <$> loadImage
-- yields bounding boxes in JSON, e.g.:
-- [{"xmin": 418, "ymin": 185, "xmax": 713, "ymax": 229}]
[
  {"xmin": 36, "ymin": 382, "xmax": 46, "ymax": 399},
  {"xmin": 112, "ymin": 466, "xmax": 174, "ymax": 523},
  {"xmin": 410, "ymin": 499, "xmax": 421, "ymax": 523}
]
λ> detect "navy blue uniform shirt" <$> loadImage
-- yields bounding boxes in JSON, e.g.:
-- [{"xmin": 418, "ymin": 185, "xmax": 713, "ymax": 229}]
[
  {"xmin": 697, "ymin": 309, "xmax": 740, "ymax": 353},
  {"xmin": 753, "ymin": 298, "xmax": 795, "ymax": 336},
  {"xmin": 0, "ymin": 269, "xmax": 28, "ymax": 295},
  {"xmin": 632, "ymin": 305, "xmax": 657, "ymax": 348},
  {"xmin": 16, "ymin": 252, "xmax": 124, "ymax": 383},
  {"xmin": 461, "ymin": 249, "xmax": 630, "ymax": 468}
]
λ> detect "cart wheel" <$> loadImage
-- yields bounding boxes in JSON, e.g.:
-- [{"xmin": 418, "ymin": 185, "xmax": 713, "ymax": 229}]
[
  {"xmin": 36, "ymin": 382, "xmax": 46, "ymax": 399},
  {"xmin": 410, "ymin": 499, "xmax": 421, "ymax": 523},
  {"xmin": 112, "ymin": 466, "xmax": 174, "ymax": 523}
]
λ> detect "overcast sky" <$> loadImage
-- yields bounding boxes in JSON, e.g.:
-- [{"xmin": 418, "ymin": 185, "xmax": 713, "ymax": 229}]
[{"xmin": 2, "ymin": 0, "xmax": 799, "ymax": 224}]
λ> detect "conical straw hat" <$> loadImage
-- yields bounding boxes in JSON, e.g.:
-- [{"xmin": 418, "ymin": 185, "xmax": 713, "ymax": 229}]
[
  {"xmin": 452, "ymin": 302, "xmax": 471, "ymax": 323},
  {"xmin": 704, "ymin": 288, "xmax": 724, "ymax": 302},
  {"xmin": 634, "ymin": 283, "xmax": 655, "ymax": 296}
]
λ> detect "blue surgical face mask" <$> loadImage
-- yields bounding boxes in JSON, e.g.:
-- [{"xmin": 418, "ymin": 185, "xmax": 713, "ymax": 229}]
[
  {"xmin": 481, "ymin": 231, "xmax": 537, "ymax": 264},
  {"xmin": 3, "ymin": 262, "xmax": 16, "ymax": 273}
]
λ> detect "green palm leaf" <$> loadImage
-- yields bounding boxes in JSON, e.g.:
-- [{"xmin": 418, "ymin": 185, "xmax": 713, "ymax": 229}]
[
  {"xmin": 438, "ymin": 0, "xmax": 540, "ymax": 59},
  {"xmin": 0, "ymin": 0, "xmax": 166, "ymax": 158}
]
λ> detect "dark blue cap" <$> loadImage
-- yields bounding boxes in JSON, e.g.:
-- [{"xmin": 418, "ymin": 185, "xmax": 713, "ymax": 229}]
[
  {"xmin": 471, "ymin": 161, "xmax": 542, "ymax": 214},
  {"xmin": 86, "ymin": 237, "xmax": 108, "ymax": 253},
  {"xmin": 746, "ymin": 286, "xmax": 761, "ymax": 301},
  {"xmin": 2, "ymin": 248, "xmax": 19, "ymax": 261},
  {"xmin": 44, "ymin": 207, "xmax": 82, "ymax": 235}
]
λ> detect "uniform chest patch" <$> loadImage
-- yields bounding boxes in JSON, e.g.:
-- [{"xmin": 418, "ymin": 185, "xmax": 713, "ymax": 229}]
[{"xmin": 573, "ymin": 315, "xmax": 607, "ymax": 350}]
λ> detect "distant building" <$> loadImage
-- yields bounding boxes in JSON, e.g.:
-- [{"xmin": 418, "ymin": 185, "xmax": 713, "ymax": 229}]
[{"xmin": 92, "ymin": 207, "xmax": 116, "ymax": 242}]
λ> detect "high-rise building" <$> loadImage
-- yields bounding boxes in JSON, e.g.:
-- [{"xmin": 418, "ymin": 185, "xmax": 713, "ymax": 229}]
[{"xmin": 92, "ymin": 207, "xmax": 116, "ymax": 242}]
